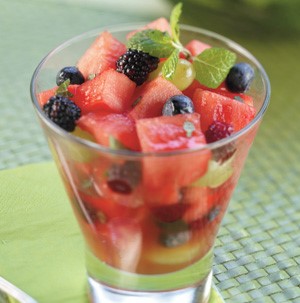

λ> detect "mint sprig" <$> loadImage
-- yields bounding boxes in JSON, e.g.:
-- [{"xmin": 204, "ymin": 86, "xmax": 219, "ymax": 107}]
[
  {"xmin": 127, "ymin": 30, "xmax": 174, "ymax": 58},
  {"xmin": 55, "ymin": 79, "xmax": 74, "ymax": 98},
  {"xmin": 162, "ymin": 48, "xmax": 179, "ymax": 80},
  {"xmin": 170, "ymin": 2, "xmax": 182, "ymax": 44},
  {"xmin": 193, "ymin": 48, "xmax": 237, "ymax": 88},
  {"xmin": 127, "ymin": 2, "xmax": 236, "ymax": 89},
  {"xmin": 183, "ymin": 121, "xmax": 195, "ymax": 137}
]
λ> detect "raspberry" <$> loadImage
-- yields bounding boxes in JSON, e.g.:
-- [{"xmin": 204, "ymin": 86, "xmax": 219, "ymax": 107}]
[
  {"xmin": 205, "ymin": 121, "xmax": 234, "ymax": 143},
  {"xmin": 43, "ymin": 95, "xmax": 81, "ymax": 132},
  {"xmin": 205, "ymin": 121, "xmax": 235, "ymax": 162},
  {"xmin": 116, "ymin": 49, "xmax": 159, "ymax": 86}
]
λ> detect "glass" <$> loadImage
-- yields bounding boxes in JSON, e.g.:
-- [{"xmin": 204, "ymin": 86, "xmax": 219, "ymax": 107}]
[{"xmin": 30, "ymin": 24, "xmax": 270, "ymax": 303}]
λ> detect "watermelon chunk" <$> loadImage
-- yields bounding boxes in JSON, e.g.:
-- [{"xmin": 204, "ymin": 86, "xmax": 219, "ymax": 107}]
[
  {"xmin": 129, "ymin": 77, "xmax": 182, "ymax": 120},
  {"xmin": 136, "ymin": 113, "xmax": 211, "ymax": 205},
  {"xmin": 72, "ymin": 69, "xmax": 136, "ymax": 114},
  {"xmin": 126, "ymin": 17, "xmax": 171, "ymax": 40},
  {"xmin": 192, "ymin": 89, "xmax": 256, "ymax": 132},
  {"xmin": 183, "ymin": 80, "xmax": 253, "ymax": 107},
  {"xmin": 78, "ymin": 112, "xmax": 140, "ymax": 151},
  {"xmin": 107, "ymin": 218, "xmax": 142, "ymax": 272},
  {"xmin": 36, "ymin": 85, "xmax": 79, "ymax": 107},
  {"xmin": 77, "ymin": 31, "xmax": 126, "ymax": 80},
  {"xmin": 185, "ymin": 39, "xmax": 211, "ymax": 57}
]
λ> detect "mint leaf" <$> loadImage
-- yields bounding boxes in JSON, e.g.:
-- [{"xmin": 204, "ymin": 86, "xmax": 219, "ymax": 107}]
[
  {"xmin": 162, "ymin": 48, "xmax": 179, "ymax": 80},
  {"xmin": 55, "ymin": 79, "xmax": 73, "ymax": 98},
  {"xmin": 132, "ymin": 96, "xmax": 142, "ymax": 108},
  {"xmin": 127, "ymin": 29, "xmax": 175, "ymax": 58},
  {"xmin": 170, "ymin": 2, "xmax": 182, "ymax": 43},
  {"xmin": 183, "ymin": 121, "xmax": 195, "ymax": 137},
  {"xmin": 88, "ymin": 73, "xmax": 96, "ymax": 80},
  {"xmin": 234, "ymin": 96, "xmax": 244, "ymax": 103},
  {"xmin": 193, "ymin": 48, "xmax": 236, "ymax": 88}
]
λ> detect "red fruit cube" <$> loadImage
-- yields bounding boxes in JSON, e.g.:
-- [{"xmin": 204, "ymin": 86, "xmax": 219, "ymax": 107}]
[
  {"xmin": 183, "ymin": 80, "xmax": 254, "ymax": 107},
  {"xmin": 136, "ymin": 113, "xmax": 211, "ymax": 205},
  {"xmin": 126, "ymin": 17, "xmax": 171, "ymax": 40},
  {"xmin": 73, "ymin": 69, "xmax": 136, "ymax": 114},
  {"xmin": 185, "ymin": 39, "xmax": 211, "ymax": 57},
  {"xmin": 77, "ymin": 31, "xmax": 126, "ymax": 80},
  {"xmin": 36, "ymin": 85, "xmax": 79, "ymax": 107},
  {"xmin": 78, "ymin": 112, "xmax": 140, "ymax": 151},
  {"xmin": 129, "ymin": 77, "xmax": 182, "ymax": 120},
  {"xmin": 192, "ymin": 89, "xmax": 256, "ymax": 132}
]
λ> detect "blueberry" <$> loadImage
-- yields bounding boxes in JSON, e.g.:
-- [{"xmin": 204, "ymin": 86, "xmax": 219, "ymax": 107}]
[
  {"xmin": 56, "ymin": 66, "xmax": 85, "ymax": 86},
  {"xmin": 158, "ymin": 220, "xmax": 191, "ymax": 247},
  {"xmin": 159, "ymin": 230, "xmax": 191, "ymax": 247},
  {"xmin": 162, "ymin": 95, "xmax": 194, "ymax": 116},
  {"xmin": 225, "ymin": 62, "xmax": 254, "ymax": 93}
]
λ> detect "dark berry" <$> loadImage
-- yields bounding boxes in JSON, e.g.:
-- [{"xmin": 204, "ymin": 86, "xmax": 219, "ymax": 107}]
[
  {"xmin": 152, "ymin": 203, "xmax": 189, "ymax": 223},
  {"xmin": 189, "ymin": 207, "xmax": 221, "ymax": 231},
  {"xmin": 162, "ymin": 95, "xmax": 194, "ymax": 116},
  {"xmin": 225, "ymin": 62, "xmax": 254, "ymax": 93},
  {"xmin": 56, "ymin": 66, "xmax": 85, "ymax": 86},
  {"xmin": 116, "ymin": 49, "xmax": 159, "ymax": 86},
  {"xmin": 205, "ymin": 121, "xmax": 234, "ymax": 143},
  {"xmin": 158, "ymin": 220, "xmax": 190, "ymax": 247},
  {"xmin": 205, "ymin": 121, "xmax": 236, "ymax": 162},
  {"xmin": 106, "ymin": 161, "xmax": 142, "ymax": 194},
  {"xmin": 160, "ymin": 229, "xmax": 191, "ymax": 247},
  {"xmin": 43, "ymin": 95, "xmax": 81, "ymax": 132},
  {"xmin": 207, "ymin": 206, "xmax": 220, "ymax": 222}
]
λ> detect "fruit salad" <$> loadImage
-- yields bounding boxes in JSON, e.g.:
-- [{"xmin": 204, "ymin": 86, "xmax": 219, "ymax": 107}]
[{"xmin": 36, "ymin": 3, "xmax": 258, "ymax": 281}]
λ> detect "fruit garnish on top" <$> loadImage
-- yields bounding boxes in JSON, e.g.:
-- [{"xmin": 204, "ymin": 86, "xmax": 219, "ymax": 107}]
[{"xmin": 38, "ymin": 2, "xmax": 255, "ymax": 155}]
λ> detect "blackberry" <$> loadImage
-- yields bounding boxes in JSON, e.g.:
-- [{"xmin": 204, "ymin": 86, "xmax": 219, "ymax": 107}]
[
  {"xmin": 205, "ymin": 121, "xmax": 236, "ymax": 162},
  {"xmin": 43, "ymin": 95, "xmax": 81, "ymax": 132},
  {"xmin": 56, "ymin": 66, "xmax": 85, "ymax": 86},
  {"xmin": 116, "ymin": 49, "xmax": 159, "ymax": 85}
]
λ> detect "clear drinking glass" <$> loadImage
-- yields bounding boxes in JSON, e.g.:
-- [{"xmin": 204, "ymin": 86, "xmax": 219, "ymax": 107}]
[{"xmin": 30, "ymin": 24, "xmax": 270, "ymax": 303}]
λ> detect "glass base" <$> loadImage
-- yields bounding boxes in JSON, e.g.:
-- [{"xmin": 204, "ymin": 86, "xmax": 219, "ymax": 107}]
[{"xmin": 87, "ymin": 271, "xmax": 212, "ymax": 303}]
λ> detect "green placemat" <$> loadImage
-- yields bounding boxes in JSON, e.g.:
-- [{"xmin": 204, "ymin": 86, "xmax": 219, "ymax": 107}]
[{"xmin": 0, "ymin": 162, "xmax": 224, "ymax": 303}]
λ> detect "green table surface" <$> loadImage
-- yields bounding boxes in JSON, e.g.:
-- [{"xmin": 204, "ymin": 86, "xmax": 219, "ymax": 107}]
[{"xmin": 0, "ymin": 0, "xmax": 299, "ymax": 302}]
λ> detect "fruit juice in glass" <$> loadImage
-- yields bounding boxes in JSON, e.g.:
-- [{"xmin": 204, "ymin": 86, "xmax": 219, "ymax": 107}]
[{"xmin": 30, "ymin": 15, "xmax": 270, "ymax": 303}]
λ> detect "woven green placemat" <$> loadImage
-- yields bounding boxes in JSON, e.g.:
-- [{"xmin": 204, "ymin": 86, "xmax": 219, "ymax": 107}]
[
  {"xmin": 0, "ymin": 0, "xmax": 299, "ymax": 302},
  {"xmin": 0, "ymin": 161, "xmax": 224, "ymax": 303}
]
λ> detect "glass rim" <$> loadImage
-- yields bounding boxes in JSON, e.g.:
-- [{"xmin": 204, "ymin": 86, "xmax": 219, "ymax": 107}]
[{"xmin": 30, "ymin": 22, "xmax": 271, "ymax": 158}]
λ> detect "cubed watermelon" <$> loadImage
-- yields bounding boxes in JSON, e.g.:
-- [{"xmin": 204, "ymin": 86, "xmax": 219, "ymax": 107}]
[
  {"xmin": 78, "ymin": 112, "xmax": 140, "ymax": 151},
  {"xmin": 77, "ymin": 31, "xmax": 126, "ymax": 80},
  {"xmin": 192, "ymin": 89, "xmax": 256, "ymax": 132},
  {"xmin": 183, "ymin": 80, "xmax": 253, "ymax": 107},
  {"xmin": 73, "ymin": 69, "xmax": 136, "ymax": 114},
  {"xmin": 136, "ymin": 113, "xmax": 211, "ymax": 205},
  {"xmin": 185, "ymin": 39, "xmax": 211, "ymax": 57},
  {"xmin": 126, "ymin": 17, "xmax": 171, "ymax": 40},
  {"xmin": 129, "ymin": 77, "xmax": 182, "ymax": 120},
  {"xmin": 107, "ymin": 217, "xmax": 142, "ymax": 271},
  {"xmin": 36, "ymin": 85, "xmax": 79, "ymax": 107}
]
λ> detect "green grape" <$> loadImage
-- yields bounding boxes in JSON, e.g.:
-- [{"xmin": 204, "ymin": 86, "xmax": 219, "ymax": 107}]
[
  {"xmin": 169, "ymin": 59, "xmax": 195, "ymax": 91},
  {"xmin": 148, "ymin": 59, "xmax": 195, "ymax": 91}
]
